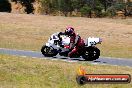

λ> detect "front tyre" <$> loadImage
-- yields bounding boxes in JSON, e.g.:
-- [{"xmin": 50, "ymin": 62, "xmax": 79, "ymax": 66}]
[
  {"xmin": 82, "ymin": 47, "xmax": 100, "ymax": 61},
  {"xmin": 41, "ymin": 45, "xmax": 58, "ymax": 57}
]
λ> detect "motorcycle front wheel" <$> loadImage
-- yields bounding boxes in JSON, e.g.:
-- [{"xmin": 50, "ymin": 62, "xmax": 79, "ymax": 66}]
[
  {"xmin": 82, "ymin": 46, "xmax": 100, "ymax": 61},
  {"xmin": 41, "ymin": 45, "xmax": 58, "ymax": 57}
]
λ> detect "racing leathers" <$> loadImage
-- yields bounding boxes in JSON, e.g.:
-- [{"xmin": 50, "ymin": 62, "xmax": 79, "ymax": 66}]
[{"xmin": 67, "ymin": 33, "xmax": 84, "ymax": 57}]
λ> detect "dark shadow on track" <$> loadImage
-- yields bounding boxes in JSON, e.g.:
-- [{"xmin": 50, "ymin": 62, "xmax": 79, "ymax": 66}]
[
  {"xmin": 52, "ymin": 55, "xmax": 98, "ymax": 62},
  {"xmin": 93, "ymin": 60, "xmax": 107, "ymax": 63}
]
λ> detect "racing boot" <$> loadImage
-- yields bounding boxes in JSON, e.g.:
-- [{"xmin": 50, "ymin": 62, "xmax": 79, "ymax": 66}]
[{"xmin": 68, "ymin": 48, "xmax": 80, "ymax": 58}]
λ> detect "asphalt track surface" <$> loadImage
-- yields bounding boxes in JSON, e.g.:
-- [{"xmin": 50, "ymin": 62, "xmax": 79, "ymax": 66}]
[{"xmin": 0, "ymin": 48, "xmax": 132, "ymax": 67}]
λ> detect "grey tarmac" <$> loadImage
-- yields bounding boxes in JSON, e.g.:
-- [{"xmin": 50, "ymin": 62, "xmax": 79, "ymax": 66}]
[{"xmin": 0, "ymin": 48, "xmax": 132, "ymax": 67}]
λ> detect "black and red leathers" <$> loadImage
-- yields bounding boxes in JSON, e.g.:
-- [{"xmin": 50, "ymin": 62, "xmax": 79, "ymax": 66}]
[{"xmin": 68, "ymin": 32, "xmax": 85, "ymax": 57}]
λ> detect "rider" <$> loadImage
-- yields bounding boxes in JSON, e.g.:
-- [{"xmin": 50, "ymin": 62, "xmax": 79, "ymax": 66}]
[{"xmin": 65, "ymin": 26, "xmax": 85, "ymax": 57}]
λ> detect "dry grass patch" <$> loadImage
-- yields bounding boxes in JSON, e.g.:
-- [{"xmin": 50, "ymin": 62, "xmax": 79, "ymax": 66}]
[{"xmin": 0, "ymin": 13, "xmax": 132, "ymax": 58}]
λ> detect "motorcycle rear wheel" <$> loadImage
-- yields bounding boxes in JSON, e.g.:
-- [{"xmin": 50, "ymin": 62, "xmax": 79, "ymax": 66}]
[
  {"xmin": 82, "ymin": 46, "xmax": 100, "ymax": 61},
  {"xmin": 41, "ymin": 45, "xmax": 58, "ymax": 57}
]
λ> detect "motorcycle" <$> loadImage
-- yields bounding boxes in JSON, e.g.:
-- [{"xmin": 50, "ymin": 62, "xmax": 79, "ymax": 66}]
[{"xmin": 41, "ymin": 32, "xmax": 102, "ymax": 61}]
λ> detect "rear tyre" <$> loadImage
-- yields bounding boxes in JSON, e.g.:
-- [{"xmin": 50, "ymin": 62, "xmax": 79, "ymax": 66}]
[
  {"xmin": 82, "ymin": 47, "xmax": 100, "ymax": 61},
  {"xmin": 41, "ymin": 45, "xmax": 58, "ymax": 57}
]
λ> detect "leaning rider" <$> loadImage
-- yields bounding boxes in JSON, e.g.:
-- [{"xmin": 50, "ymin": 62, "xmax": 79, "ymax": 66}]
[{"xmin": 64, "ymin": 26, "xmax": 85, "ymax": 57}]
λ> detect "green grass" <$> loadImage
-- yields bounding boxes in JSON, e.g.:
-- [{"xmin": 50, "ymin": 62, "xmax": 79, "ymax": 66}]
[{"xmin": 0, "ymin": 54, "xmax": 132, "ymax": 88}]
